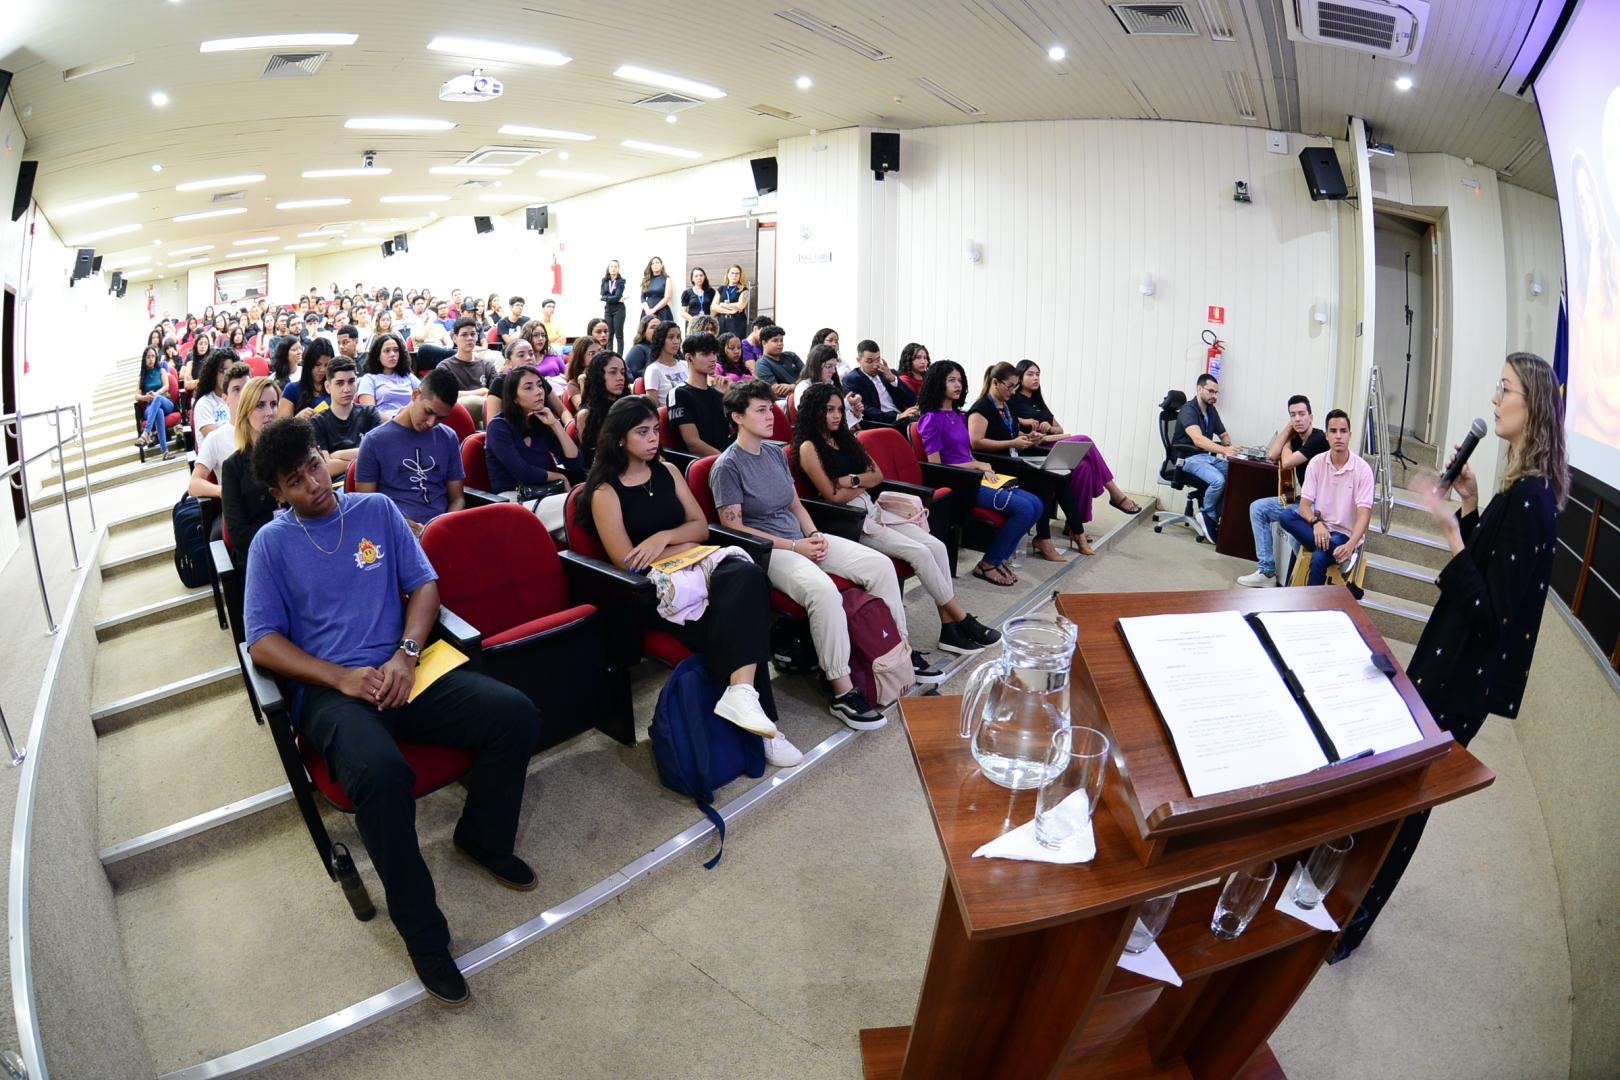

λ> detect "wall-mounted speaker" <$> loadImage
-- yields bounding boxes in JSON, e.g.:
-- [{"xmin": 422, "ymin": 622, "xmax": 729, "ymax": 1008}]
[
  {"xmin": 381, "ymin": 241, "xmax": 394, "ymax": 257},
  {"xmin": 71, "ymin": 248, "xmax": 94, "ymax": 282},
  {"xmin": 871, "ymin": 132, "xmax": 899, "ymax": 181},
  {"xmin": 116, "ymin": 277, "xmax": 128, "ymax": 299},
  {"xmin": 474, "ymin": 216, "xmax": 494, "ymax": 235},
  {"xmin": 525, "ymin": 205, "xmax": 549, "ymax": 232},
  {"xmin": 12, "ymin": 159, "xmax": 37, "ymax": 222},
  {"xmin": 109, "ymin": 271, "xmax": 123, "ymax": 294},
  {"xmin": 749, "ymin": 157, "xmax": 778, "ymax": 195},
  {"xmin": 91, "ymin": 254, "xmax": 103, "ymax": 273},
  {"xmin": 393, "ymin": 232, "xmax": 408, "ymax": 253},
  {"xmin": 1298, "ymin": 147, "xmax": 1348, "ymax": 201}
]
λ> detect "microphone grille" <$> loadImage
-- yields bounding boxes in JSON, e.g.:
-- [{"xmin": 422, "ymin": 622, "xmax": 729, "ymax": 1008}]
[{"xmin": 1470, "ymin": 418, "xmax": 1488, "ymax": 438}]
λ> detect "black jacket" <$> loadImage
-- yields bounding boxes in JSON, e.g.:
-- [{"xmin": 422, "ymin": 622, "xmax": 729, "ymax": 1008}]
[
  {"xmin": 841, "ymin": 368, "xmax": 916, "ymax": 425},
  {"xmin": 1407, "ymin": 475, "xmax": 1558, "ymax": 725}
]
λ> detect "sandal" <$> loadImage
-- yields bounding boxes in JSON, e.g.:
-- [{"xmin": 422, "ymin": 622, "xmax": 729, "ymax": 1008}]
[
  {"xmin": 973, "ymin": 561, "xmax": 1016, "ymax": 587},
  {"xmin": 1109, "ymin": 494, "xmax": 1143, "ymax": 515}
]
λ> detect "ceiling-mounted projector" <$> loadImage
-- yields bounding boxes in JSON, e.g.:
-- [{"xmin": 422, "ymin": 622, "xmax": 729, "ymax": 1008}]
[{"xmin": 439, "ymin": 70, "xmax": 503, "ymax": 102}]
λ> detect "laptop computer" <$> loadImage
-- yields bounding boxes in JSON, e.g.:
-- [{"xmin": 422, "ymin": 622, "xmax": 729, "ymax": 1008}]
[{"xmin": 1030, "ymin": 439, "xmax": 1092, "ymax": 476}]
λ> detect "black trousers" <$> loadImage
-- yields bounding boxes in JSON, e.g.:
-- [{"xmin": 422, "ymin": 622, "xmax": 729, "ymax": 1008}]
[
  {"xmin": 1023, "ymin": 468, "xmax": 1086, "ymax": 540},
  {"xmin": 604, "ymin": 304, "xmax": 626, "ymax": 355},
  {"xmin": 654, "ymin": 557, "xmax": 779, "ymax": 722},
  {"xmin": 1333, "ymin": 709, "xmax": 1486, "ymax": 958},
  {"xmin": 301, "ymin": 668, "xmax": 541, "ymax": 954}
]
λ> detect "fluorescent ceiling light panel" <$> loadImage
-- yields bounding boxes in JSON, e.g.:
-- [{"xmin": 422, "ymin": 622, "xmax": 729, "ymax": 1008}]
[
  {"xmin": 173, "ymin": 207, "xmax": 247, "ymax": 222},
  {"xmin": 773, "ymin": 9, "xmax": 892, "ymax": 61},
  {"xmin": 169, "ymin": 257, "xmax": 207, "ymax": 268},
  {"xmin": 302, "ymin": 167, "xmax": 393, "ymax": 178},
  {"xmin": 380, "ymin": 195, "xmax": 451, "ymax": 204},
  {"xmin": 53, "ymin": 191, "xmax": 138, "ymax": 217},
  {"xmin": 62, "ymin": 55, "xmax": 136, "ymax": 82},
  {"xmin": 536, "ymin": 169, "xmax": 610, "ymax": 181},
  {"xmin": 611, "ymin": 65, "xmax": 725, "ymax": 100},
  {"xmin": 67, "ymin": 223, "xmax": 141, "ymax": 243},
  {"xmin": 498, "ymin": 124, "xmax": 595, "ymax": 141},
  {"xmin": 168, "ymin": 244, "xmax": 214, "ymax": 255},
  {"xmin": 425, "ymin": 36, "xmax": 570, "ymax": 66},
  {"xmin": 230, "ymin": 249, "xmax": 269, "ymax": 257},
  {"xmin": 200, "ymin": 33, "xmax": 358, "ymax": 52},
  {"xmin": 429, "ymin": 165, "xmax": 511, "ymax": 176},
  {"xmin": 276, "ymin": 198, "xmax": 352, "ymax": 209},
  {"xmin": 233, "ymin": 235, "xmax": 280, "ymax": 245},
  {"xmin": 284, "ymin": 242, "xmax": 328, "ymax": 250},
  {"xmin": 175, "ymin": 173, "xmax": 266, "ymax": 192},
  {"xmin": 910, "ymin": 77, "xmax": 982, "ymax": 115},
  {"xmin": 344, "ymin": 118, "xmax": 455, "ymax": 131},
  {"xmin": 620, "ymin": 139, "xmax": 702, "ymax": 159}
]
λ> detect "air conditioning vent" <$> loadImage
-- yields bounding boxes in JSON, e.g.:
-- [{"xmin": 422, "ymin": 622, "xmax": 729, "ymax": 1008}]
[
  {"xmin": 1286, "ymin": 0, "xmax": 1427, "ymax": 60},
  {"xmin": 461, "ymin": 146, "xmax": 547, "ymax": 168},
  {"xmin": 1110, "ymin": 4, "xmax": 1200, "ymax": 36},
  {"xmin": 1224, "ymin": 71, "xmax": 1257, "ymax": 121},
  {"xmin": 911, "ymin": 77, "xmax": 983, "ymax": 116},
  {"xmin": 261, "ymin": 52, "xmax": 330, "ymax": 79},
  {"xmin": 632, "ymin": 93, "xmax": 704, "ymax": 116},
  {"xmin": 457, "ymin": 180, "xmax": 499, "ymax": 189},
  {"xmin": 747, "ymin": 103, "xmax": 801, "ymax": 121},
  {"xmin": 1197, "ymin": 0, "xmax": 1237, "ymax": 40},
  {"xmin": 211, "ymin": 191, "xmax": 246, "ymax": 203},
  {"xmin": 774, "ymin": 9, "xmax": 893, "ymax": 61}
]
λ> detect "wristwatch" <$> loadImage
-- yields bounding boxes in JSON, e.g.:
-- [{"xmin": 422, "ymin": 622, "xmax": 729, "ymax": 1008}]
[{"xmin": 397, "ymin": 638, "xmax": 421, "ymax": 660}]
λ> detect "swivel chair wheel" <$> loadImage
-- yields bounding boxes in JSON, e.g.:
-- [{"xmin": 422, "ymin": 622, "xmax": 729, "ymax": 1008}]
[
  {"xmin": 1196, "ymin": 535, "xmax": 1206, "ymax": 544},
  {"xmin": 1154, "ymin": 525, "xmax": 1162, "ymax": 533}
]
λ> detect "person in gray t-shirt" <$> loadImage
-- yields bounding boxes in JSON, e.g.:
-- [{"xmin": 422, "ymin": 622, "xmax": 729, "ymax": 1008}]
[{"xmin": 709, "ymin": 439, "xmax": 803, "ymax": 540}]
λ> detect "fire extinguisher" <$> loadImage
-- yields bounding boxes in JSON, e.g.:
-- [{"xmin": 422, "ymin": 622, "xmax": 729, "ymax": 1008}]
[{"xmin": 1202, "ymin": 330, "xmax": 1225, "ymax": 381}]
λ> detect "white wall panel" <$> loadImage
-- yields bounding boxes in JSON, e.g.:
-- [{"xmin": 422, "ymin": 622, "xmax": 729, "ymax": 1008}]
[{"xmin": 1499, "ymin": 182, "xmax": 1564, "ymax": 361}]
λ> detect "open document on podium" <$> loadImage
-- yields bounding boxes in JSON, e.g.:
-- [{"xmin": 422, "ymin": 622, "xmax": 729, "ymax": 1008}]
[{"xmin": 1117, "ymin": 610, "xmax": 1421, "ymax": 798}]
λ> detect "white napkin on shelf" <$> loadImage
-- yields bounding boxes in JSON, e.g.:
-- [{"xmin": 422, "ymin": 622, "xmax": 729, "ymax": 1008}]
[
  {"xmin": 970, "ymin": 791, "xmax": 1096, "ymax": 864},
  {"xmin": 1116, "ymin": 938, "xmax": 1183, "ymax": 987},
  {"xmin": 1275, "ymin": 863, "xmax": 1341, "ymax": 931}
]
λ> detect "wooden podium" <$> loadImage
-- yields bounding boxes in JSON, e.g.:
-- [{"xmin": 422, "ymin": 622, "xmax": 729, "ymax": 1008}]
[{"xmin": 860, "ymin": 588, "xmax": 1494, "ymax": 1079}]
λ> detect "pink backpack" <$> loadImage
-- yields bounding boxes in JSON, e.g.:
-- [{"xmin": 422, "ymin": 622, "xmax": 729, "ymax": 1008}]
[{"xmin": 841, "ymin": 588, "xmax": 915, "ymax": 706}]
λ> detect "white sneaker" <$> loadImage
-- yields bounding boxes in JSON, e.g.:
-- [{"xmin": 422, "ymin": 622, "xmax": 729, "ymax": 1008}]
[
  {"xmin": 1236, "ymin": 570, "xmax": 1274, "ymax": 588},
  {"xmin": 763, "ymin": 733, "xmax": 803, "ymax": 768},
  {"xmin": 713, "ymin": 684, "xmax": 778, "ymax": 738}
]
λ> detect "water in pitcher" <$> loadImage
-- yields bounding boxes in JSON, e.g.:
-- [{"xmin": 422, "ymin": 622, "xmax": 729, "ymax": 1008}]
[{"xmin": 960, "ymin": 615, "xmax": 1077, "ymax": 790}]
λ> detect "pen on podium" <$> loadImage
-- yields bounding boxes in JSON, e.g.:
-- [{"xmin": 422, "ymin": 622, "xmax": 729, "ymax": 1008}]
[{"xmin": 1314, "ymin": 748, "xmax": 1375, "ymax": 771}]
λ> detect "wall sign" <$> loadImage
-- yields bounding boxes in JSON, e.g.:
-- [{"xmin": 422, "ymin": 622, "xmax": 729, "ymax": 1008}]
[
  {"xmin": 798, "ymin": 251, "xmax": 833, "ymax": 264},
  {"xmin": 1207, "ymin": 305, "xmax": 1226, "ymax": 324}
]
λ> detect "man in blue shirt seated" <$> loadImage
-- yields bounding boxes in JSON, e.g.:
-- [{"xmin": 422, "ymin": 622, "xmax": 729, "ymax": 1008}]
[
  {"xmin": 353, "ymin": 367, "xmax": 466, "ymax": 537},
  {"xmin": 1170, "ymin": 373, "xmax": 1237, "ymax": 540},
  {"xmin": 244, "ymin": 418, "xmax": 541, "ymax": 1007}
]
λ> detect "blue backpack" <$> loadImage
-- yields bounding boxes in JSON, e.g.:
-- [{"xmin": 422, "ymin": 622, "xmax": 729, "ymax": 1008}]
[
  {"xmin": 648, "ymin": 656, "xmax": 766, "ymax": 868},
  {"xmin": 172, "ymin": 493, "xmax": 211, "ymax": 589}
]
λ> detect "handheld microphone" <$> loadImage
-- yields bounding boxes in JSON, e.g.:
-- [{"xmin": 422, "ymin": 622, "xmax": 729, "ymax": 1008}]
[{"xmin": 1437, "ymin": 418, "xmax": 1489, "ymax": 491}]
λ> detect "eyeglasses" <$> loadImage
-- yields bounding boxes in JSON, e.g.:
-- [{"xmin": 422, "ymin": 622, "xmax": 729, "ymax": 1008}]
[{"xmin": 1493, "ymin": 379, "xmax": 1524, "ymax": 399}]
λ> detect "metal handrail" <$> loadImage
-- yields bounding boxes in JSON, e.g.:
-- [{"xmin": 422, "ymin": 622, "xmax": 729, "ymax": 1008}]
[
  {"xmin": 1364, "ymin": 365, "xmax": 1395, "ymax": 533},
  {"xmin": 0, "ymin": 400, "xmax": 98, "ymax": 635}
]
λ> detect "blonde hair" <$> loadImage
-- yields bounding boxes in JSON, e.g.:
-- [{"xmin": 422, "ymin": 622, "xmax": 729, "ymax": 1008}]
[
  {"xmin": 1501, "ymin": 352, "xmax": 1569, "ymax": 509},
  {"xmin": 726, "ymin": 263, "xmax": 749, "ymax": 288},
  {"xmin": 234, "ymin": 376, "xmax": 279, "ymax": 454}
]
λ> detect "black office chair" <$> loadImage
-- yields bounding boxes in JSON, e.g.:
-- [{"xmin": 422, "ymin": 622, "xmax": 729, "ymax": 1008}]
[{"xmin": 1152, "ymin": 390, "xmax": 1210, "ymax": 543}]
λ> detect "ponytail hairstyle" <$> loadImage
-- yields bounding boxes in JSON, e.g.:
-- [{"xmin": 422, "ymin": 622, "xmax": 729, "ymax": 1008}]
[{"xmin": 978, "ymin": 361, "xmax": 1018, "ymax": 403}]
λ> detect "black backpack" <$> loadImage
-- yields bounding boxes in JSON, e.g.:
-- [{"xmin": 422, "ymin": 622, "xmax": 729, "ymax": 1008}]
[{"xmin": 172, "ymin": 493, "xmax": 211, "ymax": 588}]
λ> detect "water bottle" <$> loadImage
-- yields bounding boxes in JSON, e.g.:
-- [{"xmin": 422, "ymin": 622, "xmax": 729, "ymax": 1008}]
[{"xmin": 331, "ymin": 843, "xmax": 375, "ymax": 921}]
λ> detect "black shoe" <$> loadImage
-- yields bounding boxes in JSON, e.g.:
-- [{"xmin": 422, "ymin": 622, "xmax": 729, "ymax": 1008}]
[
  {"xmin": 453, "ymin": 836, "xmax": 538, "ymax": 891},
  {"xmin": 411, "ymin": 949, "xmax": 470, "ymax": 1007},
  {"xmin": 946, "ymin": 615, "xmax": 1001, "ymax": 653},
  {"xmin": 911, "ymin": 649, "xmax": 946, "ymax": 684},
  {"xmin": 830, "ymin": 688, "xmax": 886, "ymax": 730}
]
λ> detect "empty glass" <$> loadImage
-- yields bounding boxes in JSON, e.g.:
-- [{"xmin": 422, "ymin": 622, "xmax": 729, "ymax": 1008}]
[
  {"xmin": 1033, "ymin": 727, "xmax": 1110, "ymax": 850},
  {"xmin": 1293, "ymin": 836, "xmax": 1354, "ymax": 909},
  {"xmin": 1210, "ymin": 861, "xmax": 1277, "ymax": 940},
  {"xmin": 1125, "ymin": 893, "xmax": 1178, "ymax": 954}
]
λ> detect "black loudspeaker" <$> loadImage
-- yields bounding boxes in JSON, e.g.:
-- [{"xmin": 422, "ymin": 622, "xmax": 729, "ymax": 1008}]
[
  {"xmin": 474, "ymin": 216, "xmax": 494, "ymax": 235},
  {"xmin": 1298, "ymin": 147, "xmax": 1348, "ymax": 201},
  {"xmin": 116, "ymin": 278, "xmax": 128, "ymax": 299},
  {"xmin": 12, "ymin": 160, "xmax": 37, "ymax": 222},
  {"xmin": 91, "ymin": 254, "xmax": 103, "ymax": 273},
  {"xmin": 0, "ymin": 68, "xmax": 11, "ymax": 106},
  {"xmin": 871, "ymin": 132, "xmax": 899, "ymax": 181},
  {"xmin": 750, "ymin": 157, "xmax": 778, "ymax": 195},
  {"xmin": 393, "ymin": 232, "xmax": 407, "ymax": 253},
  {"xmin": 381, "ymin": 241, "xmax": 393, "ymax": 257},
  {"xmin": 525, "ymin": 205, "xmax": 549, "ymax": 232},
  {"xmin": 109, "ymin": 271, "xmax": 123, "ymax": 294},
  {"xmin": 72, "ymin": 248, "xmax": 94, "ymax": 281}
]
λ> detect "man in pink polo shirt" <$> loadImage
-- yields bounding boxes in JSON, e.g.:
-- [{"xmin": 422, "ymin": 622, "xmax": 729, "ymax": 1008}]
[{"xmin": 1277, "ymin": 409, "xmax": 1373, "ymax": 585}]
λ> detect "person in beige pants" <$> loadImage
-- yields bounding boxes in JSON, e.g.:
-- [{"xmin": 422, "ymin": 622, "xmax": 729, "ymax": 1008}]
[{"xmin": 709, "ymin": 381, "xmax": 928, "ymax": 730}]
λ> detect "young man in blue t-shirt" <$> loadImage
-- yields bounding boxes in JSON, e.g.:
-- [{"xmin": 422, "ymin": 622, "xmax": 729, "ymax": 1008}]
[
  {"xmin": 353, "ymin": 366, "xmax": 466, "ymax": 536},
  {"xmin": 244, "ymin": 418, "xmax": 540, "ymax": 1007}
]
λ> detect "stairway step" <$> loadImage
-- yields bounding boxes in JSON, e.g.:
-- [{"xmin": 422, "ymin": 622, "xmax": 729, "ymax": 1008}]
[
  {"xmin": 98, "ymin": 548, "xmax": 199, "ymax": 619},
  {"xmin": 1366, "ymin": 520, "xmax": 1452, "ymax": 571},
  {"xmin": 91, "ymin": 606, "xmax": 238, "ymax": 725},
  {"xmin": 96, "ymin": 589, "xmax": 215, "ymax": 640},
  {"xmin": 103, "ymin": 541, "xmax": 176, "ymax": 577},
  {"xmin": 1360, "ymin": 588, "xmax": 1431, "ymax": 645},
  {"xmin": 30, "ymin": 453, "xmax": 188, "ymax": 509},
  {"xmin": 37, "ymin": 439, "xmax": 145, "ymax": 486},
  {"xmin": 1363, "ymin": 553, "xmax": 1440, "ymax": 606},
  {"xmin": 102, "ymin": 513, "xmax": 177, "ymax": 565}
]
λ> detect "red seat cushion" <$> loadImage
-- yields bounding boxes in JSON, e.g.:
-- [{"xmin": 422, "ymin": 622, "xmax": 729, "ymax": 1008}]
[
  {"xmin": 769, "ymin": 573, "xmax": 857, "ymax": 618},
  {"xmin": 421, "ymin": 503, "xmax": 570, "ymax": 638},
  {"xmin": 971, "ymin": 506, "xmax": 1008, "ymax": 526},
  {"xmin": 564, "ymin": 489, "xmax": 695, "ymax": 668},
  {"xmin": 859, "ymin": 427, "xmax": 925, "ymax": 486},
  {"xmin": 300, "ymin": 737, "xmax": 475, "ymax": 812},
  {"xmin": 643, "ymin": 628, "xmax": 693, "ymax": 666},
  {"xmin": 446, "ymin": 402, "xmax": 477, "ymax": 441},
  {"xmin": 482, "ymin": 603, "xmax": 597, "ymax": 649},
  {"xmin": 461, "ymin": 431, "xmax": 492, "ymax": 491}
]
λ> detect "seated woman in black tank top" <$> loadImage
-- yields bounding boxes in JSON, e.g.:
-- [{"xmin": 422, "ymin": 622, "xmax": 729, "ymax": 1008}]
[{"xmin": 581, "ymin": 396, "xmax": 800, "ymax": 768}]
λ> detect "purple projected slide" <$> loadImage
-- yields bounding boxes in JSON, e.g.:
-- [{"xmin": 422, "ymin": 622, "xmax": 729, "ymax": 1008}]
[{"xmin": 1538, "ymin": 0, "xmax": 1620, "ymax": 483}]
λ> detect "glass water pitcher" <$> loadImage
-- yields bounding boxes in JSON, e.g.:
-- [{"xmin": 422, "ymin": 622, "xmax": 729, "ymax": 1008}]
[{"xmin": 959, "ymin": 615, "xmax": 1078, "ymax": 790}]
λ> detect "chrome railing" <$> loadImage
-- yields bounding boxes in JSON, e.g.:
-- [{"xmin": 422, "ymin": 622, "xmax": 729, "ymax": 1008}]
[
  {"xmin": 1, "ymin": 403, "xmax": 98, "ymax": 635},
  {"xmin": 1364, "ymin": 365, "xmax": 1395, "ymax": 533}
]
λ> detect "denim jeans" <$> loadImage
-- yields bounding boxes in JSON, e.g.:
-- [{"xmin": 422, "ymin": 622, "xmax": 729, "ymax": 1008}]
[
  {"xmin": 143, "ymin": 394, "xmax": 175, "ymax": 450},
  {"xmin": 1278, "ymin": 508, "xmax": 1348, "ymax": 585},
  {"xmin": 1249, "ymin": 498, "xmax": 1295, "ymax": 576},
  {"xmin": 977, "ymin": 485, "xmax": 1044, "ymax": 565},
  {"xmin": 1180, "ymin": 452, "xmax": 1228, "ymax": 525}
]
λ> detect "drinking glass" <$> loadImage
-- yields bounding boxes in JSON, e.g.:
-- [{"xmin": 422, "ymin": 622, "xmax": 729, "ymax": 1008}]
[
  {"xmin": 1034, "ymin": 727, "xmax": 1109, "ymax": 851},
  {"xmin": 1125, "ymin": 893, "xmax": 1178, "ymax": 954},
  {"xmin": 1293, "ymin": 836, "xmax": 1354, "ymax": 909},
  {"xmin": 1210, "ymin": 861, "xmax": 1277, "ymax": 940}
]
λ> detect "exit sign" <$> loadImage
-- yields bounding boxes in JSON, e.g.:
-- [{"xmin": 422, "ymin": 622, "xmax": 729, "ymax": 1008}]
[{"xmin": 1207, "ymin": 305, "xmax": 1226, "ymax": 324}]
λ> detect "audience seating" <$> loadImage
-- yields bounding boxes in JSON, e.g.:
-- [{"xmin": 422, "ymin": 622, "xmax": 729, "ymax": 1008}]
[
  {"xmin": 133, "ymin": 367, "xmax": 186, "ymax": 462},
  {"xmin": 457, "ymin": 431, "xmax": 503, "ymax": 505},
  {"xmin": 444, "ymin": 401, "xmax": 477, "ymax": 442},
  {"xmin": 1151, "ymin": 390, "xmax": 1210, "ymax": 542},
  {"xmin": 633, "ymin": 377, "xmax": 646, "ymax": 396},
  {"xmin": 245, "ymin": 355, "xmax": 271, "ymax": 378},
  {"xmin": 1285, "ymin": 549, "xmax": 1369, "ymax": 593},
  {"xmin": 412, "ymin": 343, "xmax": 454, "ymax": 376},
  {"xmin": 858, "ymin": 427, "xmax": 970, "ymax": 575},
  {"xmin": 769, "ymin": 403, "xmax": 793, "ymax": 443},
  {"xmin": 785, "ymin": 445, "xmax": 914, "ymax": 585},
  {"xmin": 907, "ymin": 424, "xmax": 1008, "ymax": 555},
  {"xmin": 655, "ymin": 406, "xmax": 697, "ymax": 474}
]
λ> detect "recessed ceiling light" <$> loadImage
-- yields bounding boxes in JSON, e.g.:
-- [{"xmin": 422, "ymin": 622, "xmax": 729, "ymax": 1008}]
[
  {"xmin": 230, "ymin": 249, "xmax": 269, "ymax": 257},
  {"xmin": 301, "ymin": 167, "xmax": 393, "ymax": 179},
  {"xmin": 276, "ymin": 198, "xmax": 353, "ymax": 209},
  {"xmin": 665, "ymin": 114, "xmax": 678, "ymax": 124},
  {"xmin": 612, "ymin": 64, "xmax": 725, "ymax": 100},
  {"xmin": 344, "ymin": 117, "xmax": 455, "ymax": 131},
  {"xmin": 66, "ymin": 223, "xmax": 142, "ymax": 244},
  {"xmin": 796, "ymin": 75, "xmax": 813, "ymax": 89},
  {"xmin": 175, "ymin": 173, "xmax": 266, "ymax": 192},
  {"xmin": 53, "ymin": 191, "xmax": 138, "ymax": 217},
  {"xmin": 233, "ymin": 235, "xmax": 280, "ymax": 245},
  {"xmin": 284, "ymin": 242, "xmax": 328, "ymax": 250},
  {"xmin": 498, "ymin": 124, "xmax": 595, "ymax": 141},
  {"xmin": 380, "ymin": 194, "xmax": 451, "ymax": 204},
  {"xmin": 428, "ymin": 165, "xmax": 511, "ymax": 176},
  {"xmin": 620, "ymin": 139, "xmax": 702, "ymax": 159},
  {"xmin": 169, "ymin": 245, "xmax": 214, "ymax": 255},
  {"xmin": 1395, "ymin": 76, "xmax": 1414, "ymax": 91},
  {"xmin": 425, "ymin": 35, "xmax": 570, "ymax": 66},
  {"xmin": 200, "ymin": 33, "xmax": 358, "ymax": 52},
  {"xmin": 558, "ymin": 151, "xmax": 571, "ymax": 160},
  {"xmin": 1048, "ymin": 45, "xmax": 1066, "ymax": 61},
  {"xmin": 536, "ymin": 169, "xmax": 610, "ymax": 181},
  {"xmin": 150, "ymin": 91, "xmax": 170, "ymax": 107},
  {"xmin": 151, "ymin": 163, "xmax": 164, "ymax": 172},
  {"xmin": 173, "ymin": 207, "xmax": 248, "ymax": 222}
]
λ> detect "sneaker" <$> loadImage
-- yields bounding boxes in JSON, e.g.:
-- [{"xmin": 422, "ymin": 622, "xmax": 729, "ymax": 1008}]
[
  {"xmin": 911, "ymin": 650, "xmax": 947, "ymax": 684},
  {"xmin": 411, "ymin": 949, "xmax": 470, "ymax": 1008},
  {"xmin": 713, "ymin": 683, "xmax": 778, "ymax": 737},
  {"xmin": 1236, "ymin": 570, "xmax": 1274, "ymax": 588},
  {"xmin": 453, "ymin": 836, "xmax": 538, "ymax": 891},
  {"xmin": 938, "ymin": 620, "xmax": 987, "ymax": 656},
  {"xmin": 763, "ymin": 732, "xmax": 804, "ymax": 767},
  {"xmin": 830, "ymin": 688, "xmax": 887, "ymax": 730},
  {"xmin": 959, "ymin": 614, "xmax": 1002, "ymax": 648},
  {"xmin": 1338, "ymin": 548, "xmax": 1360, "ymax": 581}
]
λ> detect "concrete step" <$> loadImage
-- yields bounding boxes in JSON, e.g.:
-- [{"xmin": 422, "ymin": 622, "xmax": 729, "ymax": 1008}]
[
  {"xmin": 97, "ymin": 587, "xmax": 215, "ymax": 641},
  {"xmin": 37, "ymin": 439, "xmax": 145, "ymax": 487},
  {"xmin": 30, "ymin": 453, "xmax": 188, "ymax": 510},
  {"xmin": 1363, "ymin": 552, "xmax": 1439, "ymax": 606},
  {"xmin": 97, "ymin": 540, "xmax": 198, "ymax": 615},
  {"xmin": 102, "ymin": 513, "xmax": 177, "ymax": 566},
  {"xmin": 91, "ymin": 606, "xmax": 239, "ymax": 728},
  {"xmin": 1366, "ymin": 519, "xmax": 1452, "ymax": 571},
  {"xmin": 1360, "ymin": 588, "xmax": 1431, "ymax": 645}
]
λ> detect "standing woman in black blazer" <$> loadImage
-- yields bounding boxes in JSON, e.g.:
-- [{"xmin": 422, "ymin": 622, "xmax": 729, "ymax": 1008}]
[
  {"xmin": 600, "ymin": 260, "xmax": 627, "ymax": 354},
  {"xmin": 1334, "ymin": 351, "xmax": 1568, "ymax": 961}
]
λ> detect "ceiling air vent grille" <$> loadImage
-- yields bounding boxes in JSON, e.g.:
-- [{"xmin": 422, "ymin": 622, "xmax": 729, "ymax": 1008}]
[
  {"xmin": 1316, "ymin": 1, "xmax": 1399, "ymax": 49},
  {"xmin": 211, "ymin": 191, "xmax": 246, "ymax": 203},
  {"xmin": 1224, "ymin": 71, "xmax": 1257, "ymax": 121},
  {"xmin": 632, "ymin": 93, "xmax": 704, "ymax": 116},
  {"xmin": 463, "ymin": 146, "xmax": 547, "ymax": 167},
  {"xmin": 261, "ymin": 52, "xmax": 330, "ymax": 79},
  {"xmin": 1110, "ymin": 4, "xmax": 1200, "ymax": 36},
  {"xmin": 748, "ymin": 104, "xmax": 802, "ymax": 121},
  {"xmin": 1197, "ymin": 0, "xmax": 1238, "ymax": 40}
]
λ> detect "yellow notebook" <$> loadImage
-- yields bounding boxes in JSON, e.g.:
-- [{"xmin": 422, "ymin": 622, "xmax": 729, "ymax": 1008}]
[
  {"xmin": 649, "ymin": 544, "xmax": 719, "ymax": 574},
  {"xmin": 408, "ymin": 640, "xmax": 470, "ymax": 703},
  {"xmin": 979, "ymin": 472, "xmax": 1017, "ymax": 490}
]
